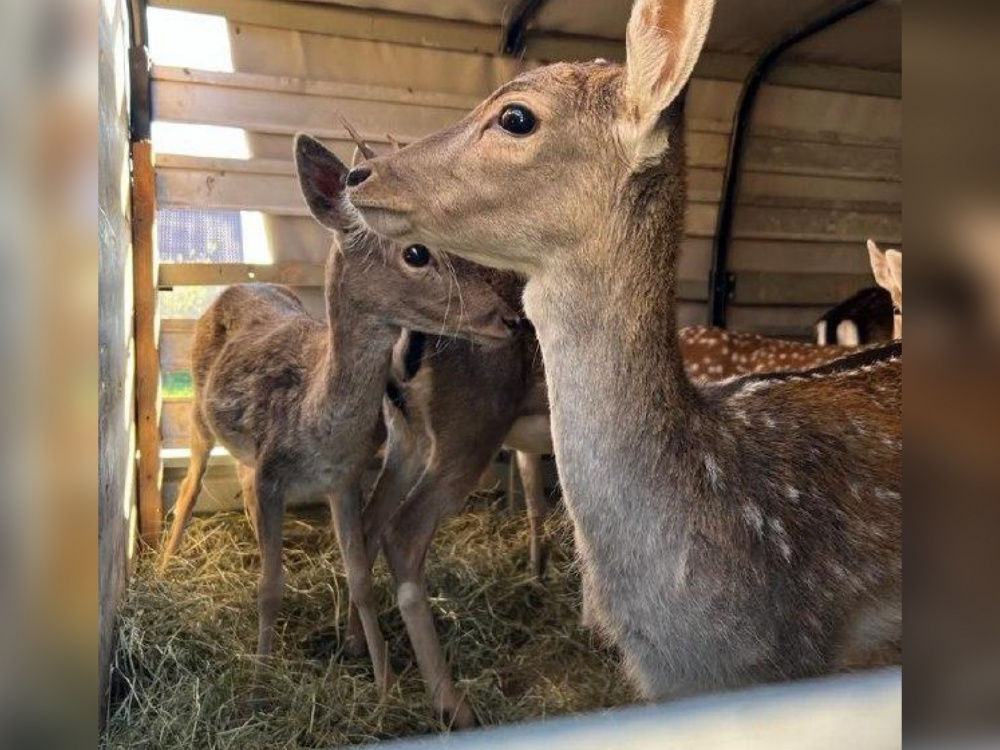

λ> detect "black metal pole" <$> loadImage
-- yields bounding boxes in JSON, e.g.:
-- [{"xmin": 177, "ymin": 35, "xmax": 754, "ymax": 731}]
[
  {"xmin": 707, "ymin": 0, "xmax": 877, "ymax": 327},
  {"xmin": 502, "ymin": 0, "xmax": 550, "ymax": 56}
]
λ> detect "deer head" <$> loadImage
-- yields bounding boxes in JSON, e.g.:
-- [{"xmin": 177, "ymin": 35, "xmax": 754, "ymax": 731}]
[
  {"xmin": 867, "ymin": 239, "xmax": 903, "ymax": 339},
  {"xmin": 346, "ymin": 0, "xmax": 715, "ymax": 278},
  {"xmin": 295, "ymin": 133, "xmax": 520, "ymax": 344}
]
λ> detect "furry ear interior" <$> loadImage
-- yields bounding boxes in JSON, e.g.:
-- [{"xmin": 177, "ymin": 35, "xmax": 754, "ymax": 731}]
[
  {"xmin": 885, "ymin": 249, "xmax": 903, "ymax": 293},
  {"xmin": 294, "ymin": 133, "xmax": 350, "ymax": 231},
  {"xmin": 622, "ymin": 0, "xmax": 715, "ymax": 167},
  {"xmin": 867, "ymin": 239, "xmax": 894, "ymax": 293}
]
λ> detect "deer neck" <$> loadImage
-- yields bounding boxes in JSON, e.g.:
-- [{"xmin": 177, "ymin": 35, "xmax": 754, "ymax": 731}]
[
  {"xmin": 311, "ymin": 250, "xmax": 398, "ymax": 423},
  {"xmin": 523, "ymin": 162, "xmax": 703, "ymax": 531}
]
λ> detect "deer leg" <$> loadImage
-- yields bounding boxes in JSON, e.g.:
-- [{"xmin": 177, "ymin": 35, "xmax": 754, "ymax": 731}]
[
  {"xmin": 516, "ymin": 451, "xmax": 550, "ymax": 579},
  {"xmin": 238, "ymin": 464, "xmax": 260, "ymax": 544},
  {"xmin": 159, "ymin": 414, "xmax": 214, "ymax": 570},
  {"xmin": 383, "ymin": 476, "xmax": 477, "ymax": 729},
  {"xmin": 345, "ymin": 414, "xmax": 427, "ymax": 656},
  {"xmin": 254, "ymin": 473, "xmax": 285, "ymax": 658},
  {"xmin": 331, "ymin": 487, "xmax": 396, "ymax": 692}
]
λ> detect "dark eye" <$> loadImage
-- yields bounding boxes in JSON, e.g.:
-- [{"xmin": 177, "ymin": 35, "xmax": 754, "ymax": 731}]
[
  {"xmin": 403, "ymin": 244, "xmax": 430, "ymax": 267},
  {"xmin": 498, "ymin": 104, "xmax": 536, "ymax": 136}
]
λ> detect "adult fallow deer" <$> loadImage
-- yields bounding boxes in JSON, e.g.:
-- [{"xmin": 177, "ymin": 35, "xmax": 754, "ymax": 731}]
[{"xmin": 347, "ymin": 0, "xmax": 901, "ymax": 705}]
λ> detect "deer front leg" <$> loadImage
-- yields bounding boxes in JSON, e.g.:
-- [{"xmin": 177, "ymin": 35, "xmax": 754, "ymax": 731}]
[
  {"xmin": 383, "ymin": 479, "xmax": 477, "ymax": 729},
  {"xmin": 331, "ymin": 486, "xmax": 397, "ymax": 692},
  {"xmin": 515, "ymin": 451, "xmax": 550, "ymax": 579},
  {"xmin": 345, "ymin": 416, "xmax": 427, "ymax": 657},
  {"xmin": 159, "ymin": 414, "xmax": 214, "ymax": 571}
]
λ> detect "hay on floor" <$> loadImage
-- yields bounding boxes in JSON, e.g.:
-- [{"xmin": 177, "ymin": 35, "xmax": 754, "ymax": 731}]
[{"xmin": 102, "ymin": 493, "xmax": 632, "ymax": 749}]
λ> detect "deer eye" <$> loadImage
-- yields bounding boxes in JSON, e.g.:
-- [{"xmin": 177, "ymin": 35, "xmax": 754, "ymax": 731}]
[
  {"xmin": 403, "ymin": 244, "xmax": 430, "ymax": 267},
  {"xmin": 498, "ymin": 104, "xmax": 536, "ymax": 136}
]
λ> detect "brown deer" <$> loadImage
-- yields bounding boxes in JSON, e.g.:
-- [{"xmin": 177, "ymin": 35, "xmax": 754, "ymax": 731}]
[
  {"xmin": 340, "ymin": 324, "xmax": 550, "ymax": 727},
  {"xmin": 158, "ymin": 133, "xmax": 520, "ymax": 692},
  {"xmin": 346, "ymin": 0, "xmax": 901, "ymax": 705}
]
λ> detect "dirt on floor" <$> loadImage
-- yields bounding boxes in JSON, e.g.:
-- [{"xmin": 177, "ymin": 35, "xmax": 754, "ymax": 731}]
[{"xmin": 101, "ymin": 493, "xmax": 633, "ymax": 749}]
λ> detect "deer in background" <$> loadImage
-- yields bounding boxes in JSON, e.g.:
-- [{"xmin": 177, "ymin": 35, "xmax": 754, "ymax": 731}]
[
  {"xmin": 158, "ymin": 134, "xmax": 519, "ymax": 693},
  {"xmin": 682, "ymin": 239, "xmax": 904, "ymax": 380},
  {"xmin": 347, "ymin": 0, "xmax": 901, "ymax": 710},
  {"xmin": 816, "ymin": 240, "xmax": 902, "ymax": 347},
  {"xmin": 867, "ymin": 239, "xmax": 903, "ymax": 340}
]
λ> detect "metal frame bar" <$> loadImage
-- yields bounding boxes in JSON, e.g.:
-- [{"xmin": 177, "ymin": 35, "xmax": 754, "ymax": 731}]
[
  {"xmin": 707, "ymin": 0, "xmax": 878, "ymax": 327},
  {"xmin": 501, "ymin": 0, "xmax": 550, "ymax": 56}
]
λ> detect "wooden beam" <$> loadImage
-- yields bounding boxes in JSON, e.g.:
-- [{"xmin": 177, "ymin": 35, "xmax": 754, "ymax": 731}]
[
  {"xmin": 158, "ymin": 261, "xmax": 326, "ymax": 288},
  {"xmin": 148, "ymin": 0, "xmax": 900, "ymax": 97},
  {"xmin": 130, "ymin": 140, "xmax": 164, "ymax": 548}
]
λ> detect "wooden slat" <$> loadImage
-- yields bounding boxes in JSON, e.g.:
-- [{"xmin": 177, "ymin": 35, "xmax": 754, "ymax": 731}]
[
  {"xmin": 156, "ymin": 155, "xmax": 900, "ymax": 217},
  {"xmin": 159, "ymin": 261, "xmax": 326, "ymax": 288},
  {"xmin": 130, "ymin": 141, "xmax": 164, "ymax": 547},
  {"xmin": 732, "ymin": 272, "xmax": 873, "ymax": 307},
  {"xmin": 149, "ymin": 0, "xmax": 901, "ymax": 97},
  {"xmin": 244, "ymin": 131, "xmax": 900, "ymax": 181},
  {"xmin": 152, "ymin": 65, "xmax": 481, "ymax": 110},
  {"xmin": 151, "ymin": 67, "xmax": 900, "ymax": 148},
  {"xmin": 686, "ymin": 203, "xmax": 901, "ymax": 244},
  {"xmin": 152, "ymin": 75, "xmax": 467, "ymax": 144}
]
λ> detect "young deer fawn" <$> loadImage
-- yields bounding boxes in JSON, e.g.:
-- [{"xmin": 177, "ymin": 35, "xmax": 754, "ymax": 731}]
[
  {"xmin": 159, "ymin": 134, "xmax": 519, "ymax": 692},
  {"xmin": 347, "ymin": 0, "xmax": 901, "ymax": 702},
  {"xmin": 343, "ymin": 324, "xmax": 549, "ymax": 727}
]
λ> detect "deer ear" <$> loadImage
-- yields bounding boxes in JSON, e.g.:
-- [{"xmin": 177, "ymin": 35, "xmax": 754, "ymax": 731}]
[
  {"xmin": 867, "ymin": 239, "xmax": 894, "ymax": 292},
  {"xmin": 294, "ymin": 133, "xmax": 351, "ymax": 231},
  {"xmin": 885, "ymin": 249, "xmax": 903, "ymax": 292},
  {"xmin": 622, "ymin": 0, "xmax": 715, "ymax": 167}
]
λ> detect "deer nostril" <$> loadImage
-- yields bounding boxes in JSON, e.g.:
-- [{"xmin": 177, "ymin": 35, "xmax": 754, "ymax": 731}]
[
  {"xmin": 502, "ymin": 315, "xmax": 522, "ymax": 331},
  {"xmin": 346, "ymin": 165, "xmax": 372, "ymax": 187}
]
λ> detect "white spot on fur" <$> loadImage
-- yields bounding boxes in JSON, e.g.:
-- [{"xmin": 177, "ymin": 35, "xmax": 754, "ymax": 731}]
[
  {"xmin": 786, "ymin": 485, "xmax": 801, "ymax": 503},
  {"xmin": 704, "ymin": 453, "xmax": 722, "ymax": 489},
  {"xmin": 742, "ymin": 504, "xmax": 764, "ymax": 535}
]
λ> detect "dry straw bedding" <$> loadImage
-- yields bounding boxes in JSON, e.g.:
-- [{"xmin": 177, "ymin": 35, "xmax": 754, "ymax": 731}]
[{"xmin": 102, "ymin": 494, "xmax": 632, "ymax": 749}]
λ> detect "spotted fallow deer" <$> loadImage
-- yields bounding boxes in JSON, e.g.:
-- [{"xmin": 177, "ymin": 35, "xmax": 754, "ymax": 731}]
[
  {"xmin": 681, "ymin": 240, "xmax": 904, "ymax": 379},
  {"xmin": 346, "ymin": 0, "xmax": 901, "ymax": 707},
  {"xmin": 158, "ymin": 134, "xmax": 519, "ymax": 692}
]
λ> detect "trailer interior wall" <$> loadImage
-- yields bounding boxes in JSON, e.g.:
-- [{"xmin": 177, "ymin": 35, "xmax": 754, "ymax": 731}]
[
  {"xmin": 147, "ymin": 0, "xmax": 900, "ymax": 507},
  {"xmin": 98, "ymin": 0, "xmax": 137, "ymax": 719}
]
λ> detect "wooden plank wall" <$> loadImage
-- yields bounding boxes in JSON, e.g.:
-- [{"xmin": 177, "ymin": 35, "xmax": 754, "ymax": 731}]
[
  {"xmin": 146, "ymin": 2, "xmax": 901, "ymax": 493},
  {"xmin": 98, "ymin": 0, "xmax": 136, "ymax": 719}
]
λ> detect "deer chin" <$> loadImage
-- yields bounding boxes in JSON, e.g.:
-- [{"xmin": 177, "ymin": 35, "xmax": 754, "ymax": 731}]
[{"xmin": 351, "ymin": 201, "xmax": 415, "ymax": 240}]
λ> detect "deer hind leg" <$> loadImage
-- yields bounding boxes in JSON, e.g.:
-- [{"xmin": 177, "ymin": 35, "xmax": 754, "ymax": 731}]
[
  {"xmin": 238, "ymin": 464, "xmax": 260, "ymax": 543},
  {"xmin": 515, "ymin": 451, "xmax": 551, "ymax": 579},
  {"xmin": 331, "ymin": 486, "xmax": 397, "ymax": 692},
  {"xmin": 254, "ymin": 472, "xmax": 285, "ymax": 658},
  {"xmin": 159, "ymin": 412, "xmax": 214, "ymax": 570},
  {"xmin": 383, "ymin": 468, "xmax": 482, "ymax": 729}
]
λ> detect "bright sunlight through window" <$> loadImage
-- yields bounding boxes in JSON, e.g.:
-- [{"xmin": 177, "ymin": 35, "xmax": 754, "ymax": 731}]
[
  {"xmin": 147, "ymin": 7, "xmax": 234, "ymax": 72},
  {"xmin": 150, "ymin": 122, "xmax": 250, "ymax": 159}
]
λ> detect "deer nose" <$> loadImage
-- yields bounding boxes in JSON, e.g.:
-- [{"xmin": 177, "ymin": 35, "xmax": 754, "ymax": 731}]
[{"xmin": 346, "ymin": 165, "xmax": 372, "ymax": 187}]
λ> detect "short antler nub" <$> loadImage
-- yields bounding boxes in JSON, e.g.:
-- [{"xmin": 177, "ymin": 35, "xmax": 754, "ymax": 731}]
[{"xmin": 338, "ymin": 114, "xmax": 377, "ymax": 160}]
